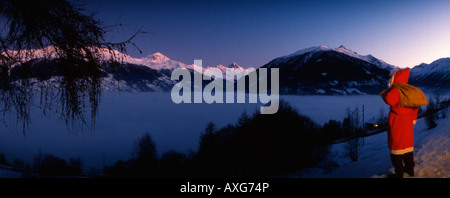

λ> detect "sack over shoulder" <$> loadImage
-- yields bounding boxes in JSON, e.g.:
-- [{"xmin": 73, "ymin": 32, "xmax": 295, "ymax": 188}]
[{"xmin": 392, "ymin": 82, "xmax": 428, "ymax": 108}]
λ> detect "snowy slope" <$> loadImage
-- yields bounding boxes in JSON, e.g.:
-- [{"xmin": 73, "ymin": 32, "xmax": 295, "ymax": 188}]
[
  {"xmin": 0, "ymin": 165, "xmax": 22, "ymax": 178},
  {"xmin": 282, "ymin": 45, "xmax": 397, "ymax": 70},
  {"xmin": 1, "ymin": 46, "xmax": 193, "ymax": 71},
  {"xmin": 3, "ymin": 46, "xmax": 251, "ymax": 81},
  {"xmin": 334, "ymin": 45, "xmax": 397, "ymax": 70},
  {"xmin": 102, "ymin": 51, "xmax": 250, "ymax": 76},
  {"xmin": 410, "ymin": 58, "xmax": 450, "ymax": 76},
  {"xmin": 124, "ymin": 52, "xmax": 193, "ymax": 71},
  {"xmin": 3, "ymin": 46, "xmax": 253, "ymax": 73},
  {"xmin": 283, "ymin": 45, "xmax": 331, "ymax": 60},
  {"xmin": 414, "ymin": 118, "xmax": 450, "ymax": 178},
  {"xmin": 262, "ymin": 45, "xmax": 392, "ymax": 95},
  {"xmin": 300, "ymin": 109, "xmax": 450, "ymax": 178},
  {"xmin": 3, "ymin": 47, "xmax": 253, "ymax": 92},
  {"xmin": 409, "ymin": 58, "xmax": 450, "ymax": 88},
  {"xmin": 204, "ymin": 62, "xmax": 249, "ymax": 79}
]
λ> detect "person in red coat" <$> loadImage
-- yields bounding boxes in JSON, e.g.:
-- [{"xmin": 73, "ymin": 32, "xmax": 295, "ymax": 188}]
[{"xmin": 381, "ymin": 68, "xmax": 418, "ymax": 178}]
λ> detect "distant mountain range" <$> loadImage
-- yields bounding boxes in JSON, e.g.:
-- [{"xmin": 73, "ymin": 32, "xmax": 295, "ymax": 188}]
[
  {"xmin": 409, "ymin": 58, "xmax": 450, "ymax": 89},
  {"xmin": 2, "ymin": 45, "xmax": 449, "ymax": 94},
  {"xmin": 3, "ymin": 47, "xmax": 249, "ymax": 92}
]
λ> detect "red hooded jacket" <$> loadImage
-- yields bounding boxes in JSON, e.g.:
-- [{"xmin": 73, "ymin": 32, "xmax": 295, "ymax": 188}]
[{"xmin": 381, "ymin": 68, "xmax": 418, "ymax": 154}]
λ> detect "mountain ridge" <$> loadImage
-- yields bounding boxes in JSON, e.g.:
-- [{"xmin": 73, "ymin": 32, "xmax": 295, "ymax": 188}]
[
  {"xmin": 409, "ymin": 57, "xmax": 450, "ymax": 89},
  {"xmin": 261, "ymin": 46, "xmax": 392, "ymax": 95},
  {"xmin": 2, "ymin": 45, "xmax": 449, "ymax": 94}
]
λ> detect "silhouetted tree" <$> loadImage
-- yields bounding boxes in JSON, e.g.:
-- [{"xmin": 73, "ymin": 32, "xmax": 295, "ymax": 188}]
[
  {"xmin": 431, "ymin": 91, "xmax": 448, "ymax": 119},
  {"xmin": 130, "ymin": 132, "xmax": 158, "ymax": 176},
  {"xmin": 11, "ymin": 158, "xmax": 24, "ymax": 171},
  {"xmin": 196, "ymin": 123, "xmax": 236, "ymax": 177},
  {"xmin": 198, "ymin": 121, "xmax": 217, "ymax": 154},
  {"xmin": 425, "ymin": 96, "xmax": 438, "ymax": 129},
  {"xmin": 343, "ymin": 106, "xmax": 363, "ymax": 161},
  {"xmin": 22, "ymin": 163, "xmax": 33, "ymax": 178},
  {"xmin": 441, "ymin": 103, "xmax": 447, "ymax": 118},
  {"xmin": 377, "ymin": 107, "xmax": 388, "ymax": 125},
  {"xmin": 87, "ymin": 167, "xmax": 102, "ymax": 176},
  {"xmin": 159, "ymin": 149, "xmax": 191, "ymax": 177},
  {"xmin": 321, "ymin": 119, "xmax": 343, "ymax": 142},
  {"xmin": 103, "ymin": 160, "xmax": 129, "ymax": 177},
  {"xmin": 0, "ymin": 0, "xmax": 143, "ymax": 132},
  {"xmin": 32, "ymin": 152, "xmax": 68, "ymax": 178},
  {"xmin": 236, "ymin": 111, "xmax": 251, "ymax": 127},
  {"xmin": 0, "ymin": 0, "xmax": 141, "ymax": 65},
  {"xmin": 433, "ymin": 91, "xmax": 442, "ymax": 115},
  {"xmin": 195, "ymin": 100, "xmax": 329, "ymax": 177},
  {"xmin": 68, "ymin": 157, "xmax": 83, "ymax": 176},
  {"xmin": 10, "ymin": 158, "xmax": 32, "ymax": 177},
  {"xmin": 99, "ymin": 101, "xmax": 337, "ymax": 177},
  {"xmin": 0, "ymin": 152, "xmax": 9, "ymax": 166}
]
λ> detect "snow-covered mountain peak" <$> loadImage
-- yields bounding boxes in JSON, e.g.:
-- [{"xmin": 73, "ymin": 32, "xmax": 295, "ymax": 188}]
[
  {"xmin": 407, "ymin": 57, "xmax": 450, "ymax": 88},
  {"xmin": 411, "ymin": 57, "xmax": 450, "ymax": 75},
  {"xmin": 229, "ymin": 62, "xmax": 238, "ymax": 67},
  {"xmin": 337, "ymin": 45, "xmax": 348, "ymax": 51},
  {"xmin": 210, "ymin": 63, "xmax": 244, "ymax": 71},
  {"xmin": 279, "ymin": 45, "xmax": 396, "ymax": 70},
  {"xmin": 335, "ymin": 45, "xmax": 358, "ymax": 56},
  {"xmin": 201, "ymin": 62, "xmax": 248, "ymax": 79},
  {"xmin": 287, "ymin": 45, "xmax": 331, "ymax": 58},
  {"xmin": 332, "ymin": 46, "xmax": 397, "ymax": 70},
  {"xmin": 228, "ymin": 62, "xmax": 244, "ymax": 69},
  {"xmin": 213, "ymin": 64, "xmax": 227, "ymax": 69},
  {"xmin": 429, "ymin": 58, "xmax": 450, "ymax": 69},
  {"xmin": 143, "ymin": 52, "xmax": 170, "ymax": 62},
  {"xmin": 287, "ymin": 45, "xmax": 360, "ymax": 59}
]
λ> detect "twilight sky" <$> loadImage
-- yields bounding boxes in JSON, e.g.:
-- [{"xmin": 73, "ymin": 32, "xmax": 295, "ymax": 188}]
[{"xmin": 83, "ymin": 0, "xmax": 450, "ymax": 68}]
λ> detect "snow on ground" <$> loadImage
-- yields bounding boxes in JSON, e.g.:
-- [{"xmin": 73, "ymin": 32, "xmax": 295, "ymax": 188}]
[
  {"xmin": 0, "ymin": 165, "xmax": 22, "ymax": 178},
  {"xmin": 414, "ymin": 118, "xmax": 450, "ymax": 178},
  {"xmin": 0, "ymin": 169, "xmax": 21, "ymax": 178},
  {"xmin": 300, "ymin": 110, "xmax": 450, "ymax": 178}
]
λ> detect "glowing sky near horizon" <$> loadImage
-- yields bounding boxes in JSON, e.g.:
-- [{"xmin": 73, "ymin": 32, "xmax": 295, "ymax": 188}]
[{"xmin": 84, "ymin": 0, "xmax": 450, "ymax": 68}]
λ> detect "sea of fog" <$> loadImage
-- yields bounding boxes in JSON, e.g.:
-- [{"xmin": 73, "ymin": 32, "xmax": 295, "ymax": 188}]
[{"xmin": 0, "ymin": 92, "xmax": 393, "ymax": 169}]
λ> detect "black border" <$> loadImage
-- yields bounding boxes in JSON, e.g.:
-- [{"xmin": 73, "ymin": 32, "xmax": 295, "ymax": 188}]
[{"xmin": 1, "ymin": 178, "xmax": 444, "ymax": 196}]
